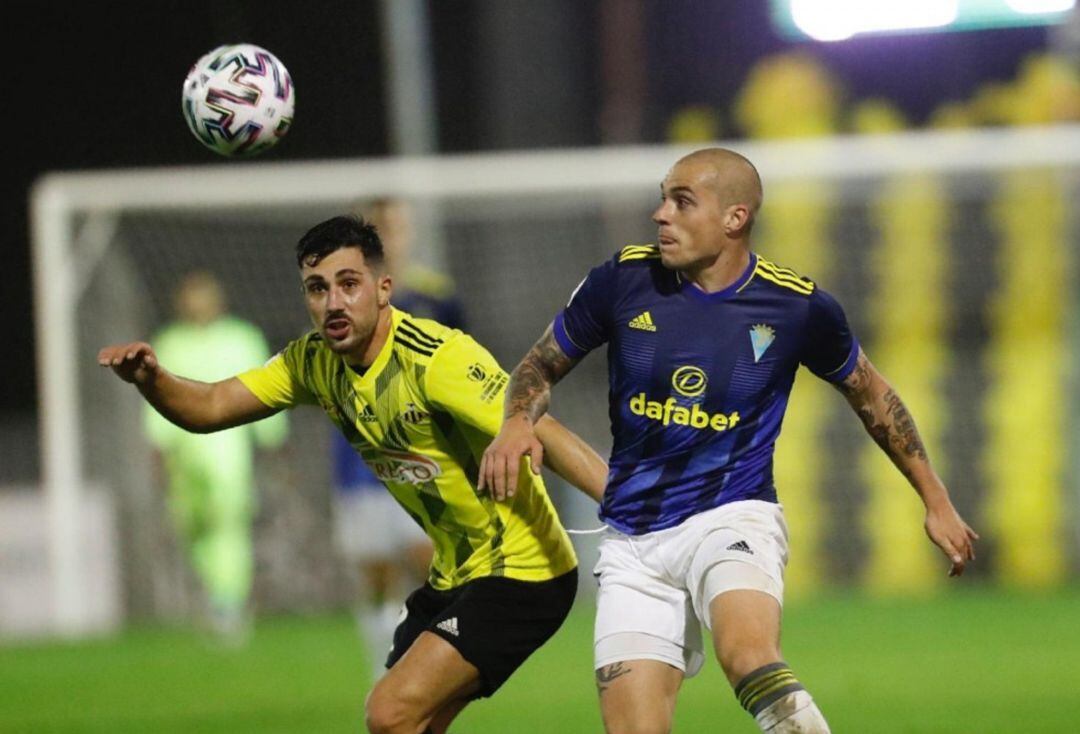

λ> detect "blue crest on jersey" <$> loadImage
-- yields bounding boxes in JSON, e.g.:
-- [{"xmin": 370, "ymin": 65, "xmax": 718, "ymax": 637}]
[{"xmin": 750, "ymin": 324, "xmax": 776, "ymax": 363}]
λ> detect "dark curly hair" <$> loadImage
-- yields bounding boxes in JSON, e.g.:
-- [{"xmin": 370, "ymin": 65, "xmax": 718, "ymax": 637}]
[{"xmin": 295, "ymin": 215, "xmax": 385, "ymax": 269}]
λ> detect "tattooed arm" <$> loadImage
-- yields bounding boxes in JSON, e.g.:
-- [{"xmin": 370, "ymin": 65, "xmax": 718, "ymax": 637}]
[
  {"xmin": 836, "ymin": 348, "xmax": 979, "ymax": 577},
  {"xmin": 479, "ymin": 324, "xmax": 580, "ymax": 500}
]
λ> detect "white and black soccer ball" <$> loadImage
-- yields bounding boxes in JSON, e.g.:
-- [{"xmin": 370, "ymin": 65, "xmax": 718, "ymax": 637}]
[{"xmin": 181, "ymin": 43, "xmax": 295, "ymax": 157}]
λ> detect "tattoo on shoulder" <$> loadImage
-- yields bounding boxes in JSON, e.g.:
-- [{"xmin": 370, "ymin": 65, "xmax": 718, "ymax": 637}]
[
  {"xmin": 596, "ymin": 662, "xmax": 632, "ymax": 695},
  {"xmin": 838, "ymin": 352, "xmax": 872, "ymax": 397}
]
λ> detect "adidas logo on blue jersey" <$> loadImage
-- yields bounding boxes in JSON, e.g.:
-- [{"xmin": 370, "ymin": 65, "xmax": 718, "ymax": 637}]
[{"xmin": 628, "ymin": 311, "xmax": 657, "ymax": 332}]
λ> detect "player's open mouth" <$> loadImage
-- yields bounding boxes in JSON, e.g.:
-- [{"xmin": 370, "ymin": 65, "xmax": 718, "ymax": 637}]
[{"xmin": 325, "ymin": 318, "xmax": 351, "ymax": 340}]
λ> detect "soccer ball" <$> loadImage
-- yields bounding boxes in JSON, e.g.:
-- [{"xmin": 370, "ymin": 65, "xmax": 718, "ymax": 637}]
[{"xmin": 181, "ymin": 43, "xmax": 295, "ymax": 157}]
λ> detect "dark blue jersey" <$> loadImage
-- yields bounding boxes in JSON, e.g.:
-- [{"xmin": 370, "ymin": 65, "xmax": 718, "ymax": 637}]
[{"xmin": 553, "ymin": 245, "xmax": 859, "ymax": 535}]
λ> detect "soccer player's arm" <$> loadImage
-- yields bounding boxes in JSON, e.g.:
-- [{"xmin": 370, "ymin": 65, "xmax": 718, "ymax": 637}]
[
  {"xmin": 534, "ymin": 417, "xmax": 607, "ymax": 503},
  {"xmin": 803, "ymin": 290, "xmax": 979, "ymax": 577},
  {"xmin": 242, "ymin": 325, "xmax": 290, "ymax": 449},
  {"xmin": 480, "ymin": 260, "xmax": 615, "ymax": 500},
  {"xmin": 426, "ymin": 335, "xmax": 607, "ymax": 502},
  {"xmin": 141, "ymin": 330, "xmax": 185, "ymax": 449},
  {"xmin": 98, "ymin": 340, "xmax": 299, "ymax": 433}
]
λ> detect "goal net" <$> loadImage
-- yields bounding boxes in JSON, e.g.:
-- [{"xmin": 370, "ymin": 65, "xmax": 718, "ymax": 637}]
[{"xmin": 33, "ymin": 126, "xmax": 1080, "ymax": 633}]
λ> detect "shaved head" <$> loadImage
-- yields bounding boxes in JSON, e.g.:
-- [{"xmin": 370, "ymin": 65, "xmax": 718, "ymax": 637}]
[
  {"xmin": 674, "ymin": 148, "xmax": 763, "ymax": 223},
  {"xmin": 653, "ymin": 147, "xmax": 762, "ymax": 281}
]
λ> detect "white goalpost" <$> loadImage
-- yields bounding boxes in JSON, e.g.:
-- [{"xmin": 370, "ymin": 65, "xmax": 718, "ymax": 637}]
[{"xmin": 32, "ymin": 125, "xmax": 1080, "ymax": 635}]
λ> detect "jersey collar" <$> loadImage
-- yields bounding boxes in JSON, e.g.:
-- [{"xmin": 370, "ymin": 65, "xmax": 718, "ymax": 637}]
[
  {"xmin": 344, "ymin": 307, "xmax": 401, "ymax": 388},
  {"xmin": 677, "ymin": 251, "xmax": 757, "ymax": 302}
]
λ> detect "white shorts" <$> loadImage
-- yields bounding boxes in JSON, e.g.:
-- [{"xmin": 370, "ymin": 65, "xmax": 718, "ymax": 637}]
[
  {"xmin": 332, "ymin": 486, "xmax": 429, "ymax": 561},
  {"xmin": 593, "ymin": 500, "xmax": 788, "ymax": 678}
]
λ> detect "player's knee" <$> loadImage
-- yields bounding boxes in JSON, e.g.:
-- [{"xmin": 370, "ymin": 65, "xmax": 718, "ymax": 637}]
[
  {"xmin": 717, "ymin": 643, "xmax": 781, "ymax": 686},
  {"xmin": 601, "ymin": 694, "xmax": 675, "ymax": 734},
  {"xmin": 364, "ymin": 683, "xmax": 421, "ymax": 734},
  {"xmin": 603, "ymin": 713, "xmax": 674, "ymax": 734}
]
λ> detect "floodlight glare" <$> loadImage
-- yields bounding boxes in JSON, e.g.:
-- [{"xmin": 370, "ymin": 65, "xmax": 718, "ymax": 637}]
[
  {"xmin": 791, "ymin": 0, "xmax": 959, "ymax": 40},
  {"xmin": 1006, "ymin": 0, "xmax": 1076, "ymax": 13}
]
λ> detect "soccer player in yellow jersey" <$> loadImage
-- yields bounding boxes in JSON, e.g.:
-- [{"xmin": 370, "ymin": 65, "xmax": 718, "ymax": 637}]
[{"xmin": 98, "ymin": 215, "xmax": 607, "ymax": 734}]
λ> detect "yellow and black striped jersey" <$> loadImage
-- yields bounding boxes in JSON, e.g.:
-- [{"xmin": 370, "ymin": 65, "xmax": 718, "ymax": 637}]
[{"xmin": 237, "ymin": 308, "xmax": 577, "ymax": 589}]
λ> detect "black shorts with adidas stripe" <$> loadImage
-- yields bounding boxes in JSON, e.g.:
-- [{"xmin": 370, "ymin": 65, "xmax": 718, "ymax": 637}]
[{"xmin": 387, "ymin": 568, "xmax": 578, "ymax": 697}]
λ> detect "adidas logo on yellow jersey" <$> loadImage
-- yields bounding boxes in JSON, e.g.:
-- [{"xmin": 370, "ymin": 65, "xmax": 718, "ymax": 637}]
[{"xmin": 628, "ymin": 311, "xmax": 657, "ymax": 332}]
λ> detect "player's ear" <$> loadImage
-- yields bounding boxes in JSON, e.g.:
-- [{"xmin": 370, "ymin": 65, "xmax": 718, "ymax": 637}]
[
  {"xmin": 376, "ymin": 274, "xmax": 392, "ymax": 308},
  {"xmin": 724, "ymin": 204, "xmax": 752, "ymax": 236}
]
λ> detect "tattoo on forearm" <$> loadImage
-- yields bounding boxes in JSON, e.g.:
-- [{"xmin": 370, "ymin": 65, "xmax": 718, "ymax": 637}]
[
  {"xmin": 507, "ymin": 357, "xmax": 551, "ymax": 422},
  {"xmin": 505, "ymin": 327, "xmax": 578, "ymax": 421},
  {"xmin": 839, "ymin": 351, "xmax": 928, "ymax": 475},
  {"xmin": 851, "ymin": 389, "xmax": 927, "ymax": 481},
  {"xmin": 856, "ymin": 406, "xmax": 891, "ymax": 455},
  {"xmin": 883, "ymin": 389, "xmax": 928, "ymax": 461},
  {"xmin": 596, "ymin": 662, "xmax": 632, "ymax": 695}
]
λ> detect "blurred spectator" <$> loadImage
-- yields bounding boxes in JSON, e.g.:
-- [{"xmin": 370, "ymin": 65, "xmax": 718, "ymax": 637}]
[
  {"xmin": 970, "ymin": 52, "xmax": 1079, "ymax": 126},
  {"xmin": 928, "ymin": 100, "xmax": 976, "ymax": 130},
  {"xmin": 735, "ymin": 52, "xmax": 842, "ymax": 139},
  {"xmin": 849, "ymin": 98, "xmax": 908, "ymax": 134},
  {"xmin": 666, "ymin": 105, "xmax": 723, "ymax": 144}
]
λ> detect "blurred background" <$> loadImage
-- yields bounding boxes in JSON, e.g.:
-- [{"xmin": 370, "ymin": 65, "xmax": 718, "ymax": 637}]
[{"xmin": 3, "ymin": 1, "xmax": 1080, "ymax": 732}]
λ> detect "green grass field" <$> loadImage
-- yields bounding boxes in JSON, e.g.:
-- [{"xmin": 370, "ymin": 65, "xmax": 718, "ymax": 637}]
[{"xmin": 3, "ymin": 586, "xmax": 1079, "ymax": 733}]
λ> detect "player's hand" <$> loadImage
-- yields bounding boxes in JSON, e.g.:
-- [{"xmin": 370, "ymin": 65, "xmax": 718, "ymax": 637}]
[
  {"xmin": 97, "ymin": 342, "xmax": 161, "ymax": 386},
  {"xmin": 924, "ymin": 501, "xmax": 979, "ymax": 577},
  {"xmin": 479, "ymin": 413, "xmax": 543, "ymax": 502}
]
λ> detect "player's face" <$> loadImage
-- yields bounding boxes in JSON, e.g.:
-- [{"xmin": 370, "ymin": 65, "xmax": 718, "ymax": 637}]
[
  {"xmin": 300, "ymin": 246, "xmax": 391, "ymax": 359},
  {"xmin": 652, "ymin": 160, "xmax": 731, "ymax": 271}
]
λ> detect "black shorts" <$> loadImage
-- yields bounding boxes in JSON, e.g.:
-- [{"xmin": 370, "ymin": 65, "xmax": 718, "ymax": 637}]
[{"xmin": 386, "ymin": 568, "xmax": 578, "ymax": 697}]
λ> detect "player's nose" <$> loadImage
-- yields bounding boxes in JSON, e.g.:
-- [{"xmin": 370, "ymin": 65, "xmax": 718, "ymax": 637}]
[{"xmin": 326, "ymin": 284, "xmax": 344, "ymax": 308}]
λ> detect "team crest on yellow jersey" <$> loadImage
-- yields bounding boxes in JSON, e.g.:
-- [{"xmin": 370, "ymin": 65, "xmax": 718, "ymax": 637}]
[{"xmin": 402, "ymin": 402, "xmax": 429, "ymax": 425}]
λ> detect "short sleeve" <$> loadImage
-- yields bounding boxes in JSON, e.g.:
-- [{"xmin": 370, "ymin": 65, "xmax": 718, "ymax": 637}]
[
  {"xmin": 800, "ymin": 288, "xmax": 860, "ymax": 383},
  {"xmin": 236, "ymin": 339, "xmax": 315, "ymax": 409},
  {"xmin": 552, "ymin": 258, "xmax": 616, "ymax": 359},
  {"xmin": 424, "ymin": 334, "xmax": 509, "ymax": 436}
]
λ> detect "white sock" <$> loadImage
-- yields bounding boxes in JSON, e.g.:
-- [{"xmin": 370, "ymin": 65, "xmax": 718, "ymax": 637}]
[
  {"xmin": 755, "ymin": 690, "xmax": 831, "ymax": 733},
  {"xmin": 357, "ymin": 602, "xmax": 403, "ymax": 679}
]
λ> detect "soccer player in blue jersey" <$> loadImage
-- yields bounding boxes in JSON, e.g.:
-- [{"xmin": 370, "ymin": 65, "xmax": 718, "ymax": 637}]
[{"xmin": 481, "ymin": 148, "xmax": 979, "ymax": 734}]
